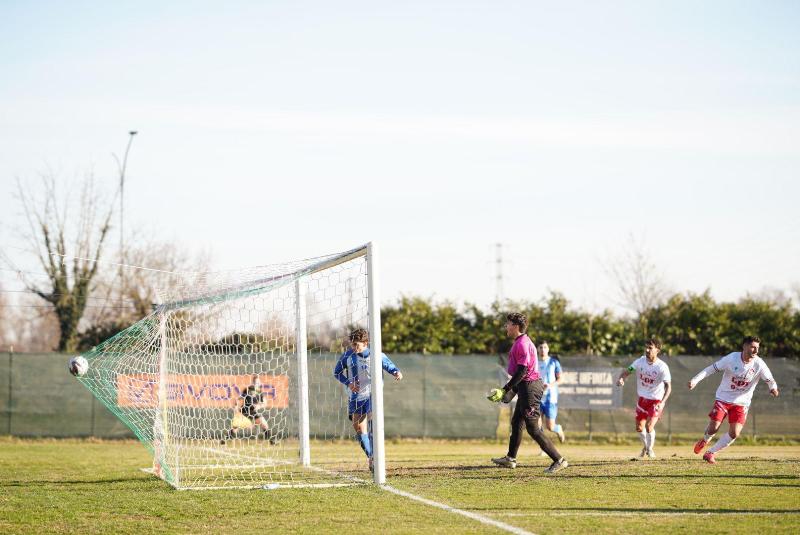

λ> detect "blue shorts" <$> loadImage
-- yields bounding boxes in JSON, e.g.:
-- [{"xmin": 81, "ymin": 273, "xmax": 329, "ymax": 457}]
[
  {"xmin": 348, "ymin": 396, "xmax": 371, "ymax": 416},
  {"xmin": 540, "ymin": 399, "xmax": 558, "ymax": 420}
]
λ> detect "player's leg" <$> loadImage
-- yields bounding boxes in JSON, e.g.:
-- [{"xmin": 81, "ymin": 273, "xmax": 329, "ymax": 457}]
[
  {"xmin": 493, "ymin": 391, "xmax": 526, "ymax": 467},
  {"xmin": 351, "ymin": 412, "xmax": 371, "ymax": 458},
  {"xmin": 705, "ymin": 412, "xmax": 745, "ymax": 462},
  {"xmin": 635, "ymin": 413, "xmax": 648, "ymax": 457},
  {"xmin": 524, "ymin": 381, "xmax": 566, "ymax": 471},
  {"xmin": 695, "ymin": 401, "xmax": 725, "ymax": 454},
  {"xmin": 543, "ymin": 402, "xmax": 565, "ymax": 443},
  {"xmin": 254, "ymin": 416, "xmax": 276, "ymax": 444},
  {"xmin": 645, "ymin": 415, "xmax": 660, "ymax": 457}
]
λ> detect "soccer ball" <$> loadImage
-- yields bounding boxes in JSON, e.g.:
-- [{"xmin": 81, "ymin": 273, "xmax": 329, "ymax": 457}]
[{"xmin": 68, "ymin": 356, "xmax": 89, "ymax": 377}]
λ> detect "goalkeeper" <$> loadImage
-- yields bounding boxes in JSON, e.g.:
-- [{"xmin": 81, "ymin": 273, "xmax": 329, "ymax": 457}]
[
  {"xmin": 334, "ymin": 328, "xmax": 402, "ymax": 471},
  {"xmin": 489, "ymin": 313, "xmax": 568, "ymax": 473},
  {"xmin": 221, "ymin": 374, "xmax": 275, "ymax": 445}
]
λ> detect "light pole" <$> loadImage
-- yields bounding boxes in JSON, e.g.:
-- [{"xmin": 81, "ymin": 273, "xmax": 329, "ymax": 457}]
[{"xmin": 114, "ymin": 130, "xmax": 138, "ymax": 314}]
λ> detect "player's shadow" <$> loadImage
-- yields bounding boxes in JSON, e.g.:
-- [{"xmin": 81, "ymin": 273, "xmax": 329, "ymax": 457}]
[
  {"xmin": 2, "ymin": 476, "xmax": 151, "ymax": 487},
  {"xmin": 388, "ymin": 463, "xmax": 800, "ymax": 482},
  {"xmin": 556, "ymin": 506, "xmax": 800, "ymax": 514},
  {"xmin": 558, "ymin": 472, "xmax": 799, "ymax": 480}
]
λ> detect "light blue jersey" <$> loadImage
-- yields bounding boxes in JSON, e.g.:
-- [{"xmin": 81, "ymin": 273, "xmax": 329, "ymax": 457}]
[
  {"xmin": 541, "ymin": 357, "xmax": 562, "ymax": 403},
  {"xmin": 333, "ymin": 348, "xmax": 400, "ymax": 402}
]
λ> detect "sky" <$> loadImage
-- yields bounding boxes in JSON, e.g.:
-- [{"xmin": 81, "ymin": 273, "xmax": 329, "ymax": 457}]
[{"xmin": 1, "ymin": 1, "xmax": 799, "ymax": 313}]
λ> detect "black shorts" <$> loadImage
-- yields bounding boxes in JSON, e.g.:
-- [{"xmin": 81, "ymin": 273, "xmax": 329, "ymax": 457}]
[{"xmin": 512, "ymin": 379, "xmax": 545, "ymax": 422}]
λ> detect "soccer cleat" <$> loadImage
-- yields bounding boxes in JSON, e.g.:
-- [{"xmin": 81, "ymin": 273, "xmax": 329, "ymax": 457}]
[
  {"xmin": 693, "ymin": 438, "xmax": 708, "ymax": 454},
  {"xmin": 638, "ymin": 447, "xmax": 647, "ymax": 458},
  {"xmin": 544, "ymin": 458, "xmax": 568, "ymax": 474},
  {"xmin": 703, "ymin": 452, "xmax": 716, "ymax": 464},
  {"xmin": 647, "ymin": 449, "xmax": 656, "ymax": 459},
  {"xmin": 491, "ymin": 455, "xmax": 517, "ymax": 468}
]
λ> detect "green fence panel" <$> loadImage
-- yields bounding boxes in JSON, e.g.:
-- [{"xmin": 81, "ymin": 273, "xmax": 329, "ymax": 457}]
[{"xmin": 2, "ymin": 353, "xmax": 798, "ymax": 438}]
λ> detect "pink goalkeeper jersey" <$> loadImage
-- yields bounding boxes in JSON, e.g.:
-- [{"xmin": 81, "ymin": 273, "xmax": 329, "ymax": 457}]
[{"xmin": 507, "ymin": 334, "xmax": 540, "ymax": 382}]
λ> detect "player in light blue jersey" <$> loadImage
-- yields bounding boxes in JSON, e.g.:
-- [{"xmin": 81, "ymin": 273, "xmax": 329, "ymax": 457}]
[
  {"xmin": 538, "ymin": 341, "xmax": 565, "ymax": 443},
  {"xmin": 333, "ymin": 328, "xmax": 402, "ymax": 470}
]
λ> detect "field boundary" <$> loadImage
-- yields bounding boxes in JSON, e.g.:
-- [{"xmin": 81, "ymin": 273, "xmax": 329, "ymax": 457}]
[{"xmin": 381, "ymin": 484, "xmax": 535, "ymax": 535}]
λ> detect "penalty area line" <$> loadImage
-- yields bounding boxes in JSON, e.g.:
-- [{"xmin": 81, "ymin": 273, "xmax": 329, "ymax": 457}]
[{"xmin": 381, "ymin": 484, "xmax": 535, "ymax": 535}]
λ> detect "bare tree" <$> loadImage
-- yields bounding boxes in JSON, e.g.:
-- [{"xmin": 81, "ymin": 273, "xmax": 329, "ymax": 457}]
[
  {"xmin": 603, "ymin": 234, "xmax": 670, "ymax": 331},
  {"xmin": 3, "ymin": 295, "xmax": 61, "ymax": 352},
  {"xmin": 16, "ymin": 172, "xmax": 114, "ymax": 352},
  {"xmin": 78, "ymin": 234, "xmax": 210, "ymax": 350}
]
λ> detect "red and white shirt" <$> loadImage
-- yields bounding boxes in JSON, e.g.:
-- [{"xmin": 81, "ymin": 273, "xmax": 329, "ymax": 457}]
[
  {"xmin": 708, "ymin": 352, "xmax": 776, "ymax": 407},
  {"xmin": 628, "ymin": 356, "xmax": 671, "ymax": 400}
]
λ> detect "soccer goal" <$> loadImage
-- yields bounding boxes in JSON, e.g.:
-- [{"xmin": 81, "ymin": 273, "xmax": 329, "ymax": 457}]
[{"xmin": 73, "ymin": 243, "xmax": 387, "ymax": 489}]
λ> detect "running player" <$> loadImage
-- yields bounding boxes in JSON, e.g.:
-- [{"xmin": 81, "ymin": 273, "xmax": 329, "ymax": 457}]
[
  {"xmin": 688, "ymin": 336, "xmax": 779, "ymax": 464},
  {"xmin": 538, "ymin": 340, "xmax": 565, "ymax": 443},
  {"xmin": 617, "ymin": 339, "xmax": 671, "ymax": 458}
]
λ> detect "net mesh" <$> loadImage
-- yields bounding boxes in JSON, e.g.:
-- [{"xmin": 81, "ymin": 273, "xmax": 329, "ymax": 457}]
[{"xmin": 75, "ymin": 246, "xmax": 372, "ymax": 489}]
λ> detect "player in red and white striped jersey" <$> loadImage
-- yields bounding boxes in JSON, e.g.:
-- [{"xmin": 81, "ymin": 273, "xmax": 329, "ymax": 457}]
[{"xmin": 688, "ymin": 336, "xmax": 779, "ymax": 464}]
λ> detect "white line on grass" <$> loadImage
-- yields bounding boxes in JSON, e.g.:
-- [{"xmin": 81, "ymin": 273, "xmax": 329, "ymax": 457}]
[
  {"xmin": 308, "ymin": 466, "xmax": 534, "ymax": 534},
  {"xmin": 381, "ymin": 484, "xmax": 536, "ymax": 535}
]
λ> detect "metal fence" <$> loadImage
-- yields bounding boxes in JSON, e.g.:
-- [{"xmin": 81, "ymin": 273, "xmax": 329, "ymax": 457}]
[{"xmin": 2, "ymin": 353, "xmax": 799, "ymax": 439}]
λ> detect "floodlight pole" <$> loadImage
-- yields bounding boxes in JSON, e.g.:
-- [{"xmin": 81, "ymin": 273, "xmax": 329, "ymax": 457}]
[
  {"xmin": 117, "ymin": 130, "xmax": 138, "ymax": 312},
  {"xmin": 366, "ymin": 242, "xmax": 385, "ymax": 484}
]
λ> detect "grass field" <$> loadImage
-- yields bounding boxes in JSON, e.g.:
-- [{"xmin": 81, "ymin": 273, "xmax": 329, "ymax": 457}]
[{"xmin": 1, "ymin": 438, "xmax": 799, "ymax": 534}]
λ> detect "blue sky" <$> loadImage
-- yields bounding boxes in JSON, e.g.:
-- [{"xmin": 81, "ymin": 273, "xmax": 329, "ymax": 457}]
[{"xmin": 1, "ymin": 1, "xmax": 799, "ymax": 311}]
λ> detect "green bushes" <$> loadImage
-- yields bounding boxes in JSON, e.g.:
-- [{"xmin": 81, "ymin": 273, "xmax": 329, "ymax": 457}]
[{"xmin": 380, "ymin": 291, "xmax": 800, "ymax": 357}]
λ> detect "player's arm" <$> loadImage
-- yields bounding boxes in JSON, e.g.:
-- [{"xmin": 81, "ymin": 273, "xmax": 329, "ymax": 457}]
[
  {"xmin": 657, "ymin": 381, "xmax": 672, "ymax": 410},
  {"xmin": 333, "ymin": 353, "xmax": 358, "ymax": 392},
  {"xmin": 617, "ymin": 364, "xmax": 634, "ymax": 386},
  {"xmin": 487, "ymin": 366, "xmax": 526, "ymax": 403},
  {"xmin": 503, "ymin": 365, "xmax": 527, "ymax": 392},
  {"xmin": 554, "ymin": 358, "xmax": 563, "ymax": 385},
  {"xmin": 688, "ymin": 358, "xmax": 723, "ymax": 389},
  {"xmin": 761, "ymin": 365, "xmax": 779, "ymax": 397},
  {"xmin": 382, "ymin": 353, "xmax": 403, "ymax": 381}
]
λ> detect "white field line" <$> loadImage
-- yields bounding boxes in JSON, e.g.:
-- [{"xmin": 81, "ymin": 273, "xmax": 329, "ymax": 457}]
[
  {"xmin": 147, "ymin": 460, "xmax": 535, "ymax": 532},
  {"xmin": 381, "ymin": 485, "xmax": 536, "ymax": 535},
  {"xmin": 306, "ymin": 465, "xmax": 535, "ymax": 535},
  {"xmin": 139, "ymin": 468, "xmax": 359, "ymax": 490}
]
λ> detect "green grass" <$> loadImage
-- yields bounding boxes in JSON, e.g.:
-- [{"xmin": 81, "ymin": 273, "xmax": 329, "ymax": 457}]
[{"xmin": 1, "ymin": 438, "xmax": 799, "ymax": 534}]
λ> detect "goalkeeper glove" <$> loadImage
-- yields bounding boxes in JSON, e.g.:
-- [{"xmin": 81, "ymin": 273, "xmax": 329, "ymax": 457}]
[{"xmin": 487, "ymin": 388, "xmax": 505, "ymax": 403}]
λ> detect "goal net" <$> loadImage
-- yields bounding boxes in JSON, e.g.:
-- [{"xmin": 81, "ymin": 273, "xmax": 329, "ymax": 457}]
[{"xmin": 73, "ymin": 244, "xmax": 387, "ymax": 489}]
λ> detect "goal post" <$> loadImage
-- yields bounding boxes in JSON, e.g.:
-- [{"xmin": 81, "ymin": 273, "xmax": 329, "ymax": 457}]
[
  {"xmin": 367, "ymin": 242, "xmax": 386, "ymax": 484},
  {"xmin": 72, "ymin": 243, "xmax": 387, "ymax": 489}
]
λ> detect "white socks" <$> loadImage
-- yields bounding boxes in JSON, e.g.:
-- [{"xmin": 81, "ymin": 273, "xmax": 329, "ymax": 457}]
[
  {"xmin": 708, "ymin": 433, "xmax": 736, "ymax": 454},
  {"xmin": 638, "ymin": 431, "xmax": 648, "ymax": 448},
  {"xmin": 704, "ymin": 432, "xmax": 716, "ymax": 443},
  {"xmin": 645, "ymin": 430, "xmax": 656, "ymax": 451}
]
